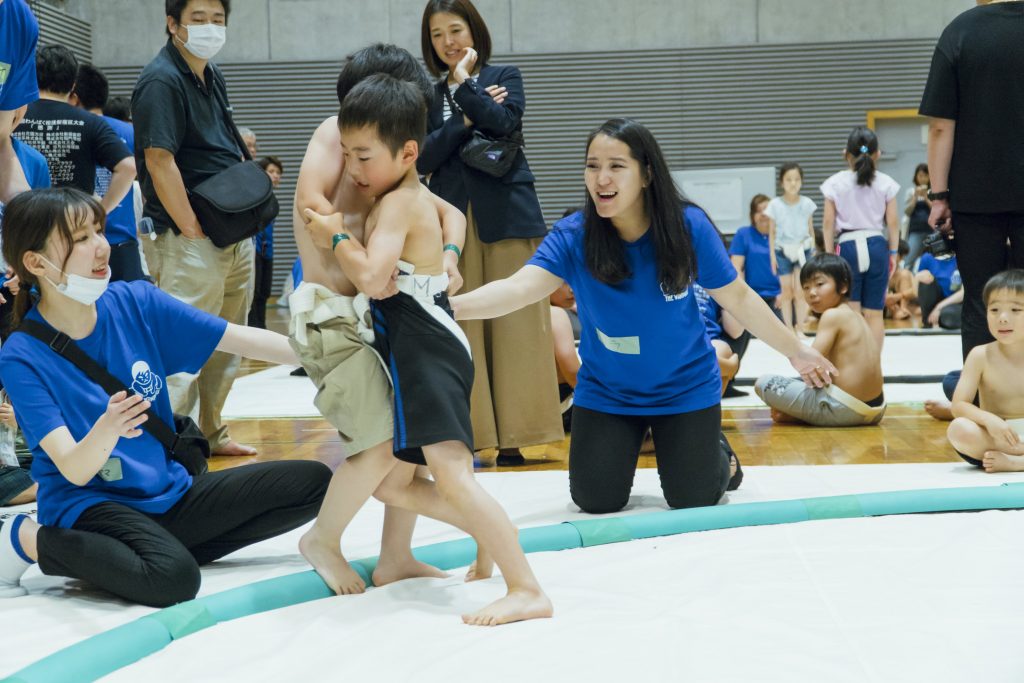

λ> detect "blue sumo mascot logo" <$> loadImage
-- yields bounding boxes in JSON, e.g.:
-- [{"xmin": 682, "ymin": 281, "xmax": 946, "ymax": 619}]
[{"xmin": 130, "ymin": 361, "xmax": 163, "ymax": 401}]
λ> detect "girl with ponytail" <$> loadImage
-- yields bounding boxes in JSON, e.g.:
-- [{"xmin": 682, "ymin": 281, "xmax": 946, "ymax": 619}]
[{"xmin": 821, "ymin": 126, "xmax": 901, "ymax": 350}]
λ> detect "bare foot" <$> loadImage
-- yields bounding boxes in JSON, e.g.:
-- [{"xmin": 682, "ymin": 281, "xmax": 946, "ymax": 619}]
[
  {"xmin": 462, "ymin": 588, "xmax": 553, "ymax": 626},
  {"xmin": 212, "ymin": 440, "xmax": 257, "ymax": 456},
  {"xmin": 982, "ymin": 450, "xmax": 1024, "ymax": 473},
  {"xmin": 770, "ymin": 408, "xmax": 803, "ymax": 424},
  {"xmin": 465, "ymin": 538, "xmax": 499, "ymax": 582},
  {"xmin": 924, "ymin": 400, "xmax": 954, "ymax": 421},
  {"xmin": 299, "ymin": 527, "xmax": 365, "ymax": 595},
  {"xmin": 372, "ymin": 555, "xmax": 447, "ymax": 587}
]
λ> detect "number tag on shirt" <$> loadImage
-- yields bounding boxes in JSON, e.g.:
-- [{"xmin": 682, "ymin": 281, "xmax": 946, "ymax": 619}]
[
  {"xmin": 97, "ymin": 457, "xmax": 123, "ymax": 482},
  {"xmin": 596, "ymin": 328, "xmax": 640, "ymax": 355}
]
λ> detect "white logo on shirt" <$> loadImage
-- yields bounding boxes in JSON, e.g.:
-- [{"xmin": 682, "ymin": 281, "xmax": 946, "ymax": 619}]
[
  {"xmin": 661, "ymin": 284, "xmax": 689, "ymax": 302},
  {"xmin": 130, "ymin": 361, "xmax": 163, "ymax": 401}
]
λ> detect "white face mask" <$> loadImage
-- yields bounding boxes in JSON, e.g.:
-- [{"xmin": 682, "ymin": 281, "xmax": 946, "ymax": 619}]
[
  {"xmin": 40, "ymin": 255, "xmax": 110, "ymax": 306},
  {"xmin": 178, "ymin": 23, "xmax": 226, "ymax": 60}
]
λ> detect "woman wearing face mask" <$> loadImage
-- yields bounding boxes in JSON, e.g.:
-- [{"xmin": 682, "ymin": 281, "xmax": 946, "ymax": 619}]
[
  {"xmin": 418, "ymin": 0, "xmax": 563, "ymax": 466},
  {"xmin": 0, "ymin": 188, "xmax": 330, "ymax": 604},
  {"xmin": 451, "ymin": 119, "xmax": 836, "ymax": 514}
]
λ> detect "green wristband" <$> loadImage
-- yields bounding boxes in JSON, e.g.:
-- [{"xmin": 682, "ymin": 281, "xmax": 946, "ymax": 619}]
[
  {"xmin": 444, "ymin": 243, "xmax": 462, "ymax": 259},
  {"xmin": 332, "ymin": 233, "xmax": 350, "ymax": 251}
]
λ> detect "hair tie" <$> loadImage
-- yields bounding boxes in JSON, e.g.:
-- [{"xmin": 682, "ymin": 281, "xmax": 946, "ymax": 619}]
[{"xmin": 859, "ymin": 145, "xmax": 869, "ymax": 154}]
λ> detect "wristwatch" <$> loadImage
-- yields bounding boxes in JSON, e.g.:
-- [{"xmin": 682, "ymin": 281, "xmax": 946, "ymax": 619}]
[{"xmin": 926, "ymin": 189, "xmax": 950, "ymax": 201}]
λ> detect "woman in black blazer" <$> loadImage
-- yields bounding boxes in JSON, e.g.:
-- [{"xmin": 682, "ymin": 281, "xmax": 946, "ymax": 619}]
[{"xmin": 419, "ymin": 0, "xmax": 562, "ymax": 464}]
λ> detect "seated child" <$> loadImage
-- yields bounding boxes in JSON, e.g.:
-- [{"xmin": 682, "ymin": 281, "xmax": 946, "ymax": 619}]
[
  {"xmin": 549, "ymin": 282, "xmax": 579, "ymax": 424},
  {"xmin": 0, "ymin": 394, "xmax": 36, "ymax": 506},
  {"xmin": 916, "ymin": 252, "xmax": 963, "ymax": 330},
  {"xmin": 303, "ymin": 74, "xmax": 551, "ymax": 626},
  {"xmin": 755, "ymin": 254, "xmax": 885, "ymax": 426},
  {"xmin": 885, "ymin": 239, "xmax": 915, "ymax": 321},
  {"xmin": 947, "ymin": 270, "xmax": 1024, "ymax": 473},
  {"xmin": 694, "ymin": 283, "xmax": 745, "ymax": 396}
]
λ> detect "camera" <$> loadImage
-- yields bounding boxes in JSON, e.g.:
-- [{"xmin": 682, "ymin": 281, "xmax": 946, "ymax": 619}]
[{"xmin": 923, "ymin": 226, "xmax": 955, "ymax": 260}]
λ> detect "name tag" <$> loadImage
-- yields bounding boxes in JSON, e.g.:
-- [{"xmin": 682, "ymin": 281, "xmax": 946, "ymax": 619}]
[
  {"xmin": 596, "ymin": 328, "xmax": 640, "ymax": 355},
  {"xmin": 97, "ymin": 457, "xmax": 123, "ymax": 482}
]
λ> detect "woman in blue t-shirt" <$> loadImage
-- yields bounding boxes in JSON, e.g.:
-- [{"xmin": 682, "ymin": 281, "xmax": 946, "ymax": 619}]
[
  {"xmin": 0, "ymin": 188, "xmax": 330, "ymax": 605},
  {"xmin": 452, "ymin": 119, "xmax": 835, "ymax": 513},
  {"xmin": 729, "ymin": 193, "xmax": 781, "ymax": 310}
]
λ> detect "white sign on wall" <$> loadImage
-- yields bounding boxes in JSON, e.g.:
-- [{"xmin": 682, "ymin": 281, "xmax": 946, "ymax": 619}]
[{"xmin": 671, "ymin": 167, "xmax": 776, "ymax": 234}]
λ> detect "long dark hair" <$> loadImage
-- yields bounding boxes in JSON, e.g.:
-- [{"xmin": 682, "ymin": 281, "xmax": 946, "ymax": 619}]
[
  {"xmin": 583, "ymin": 118, "xmax": 696, "ymax": 295},
  {"xmin": 846, "ymin": 126, "xmax": 879, "ymax": 187},
  {"xmin": 420, "ymin": 0, "xmax": 492, "ymax": 77},
  {"xmin": 0, "ymin": 188, "xmax": 106, "ymax": 327}
]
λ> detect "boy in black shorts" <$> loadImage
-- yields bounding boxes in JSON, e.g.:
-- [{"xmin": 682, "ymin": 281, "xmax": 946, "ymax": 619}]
[{"xmin": 303, "ymin": 74, "xmax": 551, "ymax": 626}]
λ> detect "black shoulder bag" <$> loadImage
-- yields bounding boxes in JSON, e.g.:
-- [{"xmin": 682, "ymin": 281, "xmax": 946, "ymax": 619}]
[
  {"xmin": 443, "ymin": 83, "xmax": 524, "ymax": 179},
  {"xmin": 187, "ymin": 68, "xmax": 279, "ymax": 248},
  {"xmin": 16, "ymin": 320, "xmax": 211, "ymax": 476}
]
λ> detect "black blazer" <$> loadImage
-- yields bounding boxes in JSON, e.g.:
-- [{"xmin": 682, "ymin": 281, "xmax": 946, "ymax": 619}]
[{"xmin": 417, "ymin": 64, "xmax": 547, "ymax": 244}]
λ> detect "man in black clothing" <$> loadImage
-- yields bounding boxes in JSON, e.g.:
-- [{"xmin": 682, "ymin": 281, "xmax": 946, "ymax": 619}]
[
  {"xmin": 920, "ymin": 0, "xmax": 1024, "ymax": 359},
  {"xmin": 13, "ymin": 45, "xmax": 134, "ymax": 215}
]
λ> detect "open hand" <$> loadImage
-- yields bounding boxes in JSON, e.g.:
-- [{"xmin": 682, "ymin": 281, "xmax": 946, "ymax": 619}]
[
  {"xmin": 443, "ymin": 251, "xmax": 463, "ymax": 294},
  {"xmin": 98, "ymin": 391, "xmax": 150, "ymax": 440},
  {"xmin": 302, "ymin": 208, "xmax": 345, "ymax": 251},
  {"xmin": 485, "ymin": 84, "xmax": 507, "ymax": 105},
  {"xmin": 788, "ymin": 345, "xmax": 838, "ymax": 388},
  {"xmin": 454, "ymin": 48, "xmax": 478, "ymax": 82}
]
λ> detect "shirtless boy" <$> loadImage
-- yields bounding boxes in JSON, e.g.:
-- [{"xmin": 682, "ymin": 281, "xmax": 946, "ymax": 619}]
[
  {"xmin": 947, "ymin": 270, "xmax": 1024, "ymax": 473},
  {"xmin": 303, "ymin": 73, "xmax": 552, "ymax": 626},
  {"xmin": 755, "ymin": 254, "xmax": 885, "ymax": 426},
  {"xmin": 291, "ymin": 45, "xmax": 485, "ymax": 596}
]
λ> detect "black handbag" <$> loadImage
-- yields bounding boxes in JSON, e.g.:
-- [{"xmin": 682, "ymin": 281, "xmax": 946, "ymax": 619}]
[
  {"xmin": 443, "ymin": 85, "xmax": 524, "ymax": 179},
  {"xmin": 187, "ymin": 69, "xmax": 279, "ymax": 248},
  {"xmin": 17, "ymin": 319, "xmax": 211, "ymax": 476}
]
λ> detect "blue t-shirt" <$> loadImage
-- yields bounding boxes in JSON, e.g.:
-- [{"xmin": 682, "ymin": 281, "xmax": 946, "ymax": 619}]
[
  {"xmin": 94, "ymin": 115, "xmax": 137, "ymax": 245},
  {"xmin": 729, "ymin": 225, "xmax": 781, "ymax": 298},
  {"xmin": 0, "ymin": 0, "xmax": 39, "ymax": 111},
  {"xmin": 254, "ymin": 220, "xmax": 274, "ymax": 259},
  {"xmin": 693, "ymin": 283, "xmax": 723, "ymax": 341},
  {"xmin": 528, "ymin": 206, "xmax": 737, "ymax": 414},
  {"xmin": 918, "ymin": 253, "xmax": 961, "ymax": 298},
  {"xmin": 0, "ymin": 281, "xmax": 227, "ymax": 528},
  {"xmin": 12, "ymin": 137, "xmax": 49, "ymax": 189}
]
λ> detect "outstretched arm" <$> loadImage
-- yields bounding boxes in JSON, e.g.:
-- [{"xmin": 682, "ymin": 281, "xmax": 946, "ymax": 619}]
[
  {"xmin": 451, "ymin": 265, "xmax": 562, "ymax": 320},
  {"xmin": 217, "ymin": 323, "xmax": 299, "ymax": 366},
  {"xmin": 709, "ymin": 277, "xmax": 836, "ymax": 387}
]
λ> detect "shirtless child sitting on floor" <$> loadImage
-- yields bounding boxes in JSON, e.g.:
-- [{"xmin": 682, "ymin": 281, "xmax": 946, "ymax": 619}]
[
  {"xmin": 303, "ymin": 73, "xmax": 551, "ymax": 626},
  {"xmin": 947, "ymin": 270, "xmax": 1024, "ymax": 473},
  {"xmin": 755, "ymin": 254, "xmax": 885, "ymax": 426}
]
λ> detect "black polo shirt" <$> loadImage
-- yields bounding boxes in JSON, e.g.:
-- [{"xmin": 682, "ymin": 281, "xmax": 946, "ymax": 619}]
[
  {"xmin": 919, "ymin": 2, "xmax": 1024, "ymax": 214},
  {"xmin": 132, "ymin": 40, "xmax": 242, "ymax": 233}
]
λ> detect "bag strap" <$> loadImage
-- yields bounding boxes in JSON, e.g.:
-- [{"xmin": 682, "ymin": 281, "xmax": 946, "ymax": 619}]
[
  {"xmin": 208, "ymin": 65, "xmax": 253, "ymax": 162},
  {"xmin": 16, "ymin": 319, "xmax": 182, "ymax": 453},
  {"xmin": 441, "ymin": 81, "xmax": 462, "ymax": 116}
]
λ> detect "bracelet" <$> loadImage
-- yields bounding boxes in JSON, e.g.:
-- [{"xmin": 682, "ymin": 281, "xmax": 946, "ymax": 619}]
[
  {"xmin": 444, "ymin": 243, "xmax": 462, "ymax": 259},
  {"xmin": 889, "ymin": 249, "xmax": 898, "ymax": 255},
  {"xmin": 332, "ymin": 233, "xmax": 350, "ymax": 251}
]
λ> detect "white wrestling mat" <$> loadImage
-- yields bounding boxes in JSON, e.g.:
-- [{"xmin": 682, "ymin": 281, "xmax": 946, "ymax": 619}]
[
  {"xmin": 5, "ymin": 464, "xmax": 1023, "ymax": 682},
  {"xmin": 221, "ymin": 334, "xmax": 962, "ymax": 419}
]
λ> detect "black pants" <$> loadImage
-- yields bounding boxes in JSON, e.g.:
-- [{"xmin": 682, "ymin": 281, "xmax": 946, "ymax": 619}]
[
  {"xmin": 917, "ymin": 280, "xmax": 962, "ymax": 330},
  {"xmin": 953, "ymin": 211, "xmax": 1024, "ymax": 359},
  {"xmin": 569, "ymin": 404, "xmax": 728, "ymax": 514},
  {"xmin": 248, "ymin": 254, "xmax": 273, "ymax": 329},
  {"xmin": 36, "ymin": 461, "xmax": 330, "ymax": 607},
  {"xmin": 108, "ymin": 239, "xmax": 147, "ymax": 283}
]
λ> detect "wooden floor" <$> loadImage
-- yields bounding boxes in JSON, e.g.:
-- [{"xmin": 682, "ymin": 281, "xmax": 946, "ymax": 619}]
[{"xmin": 215, "ymin": 304, "xmax": 956, "ymax": 473}]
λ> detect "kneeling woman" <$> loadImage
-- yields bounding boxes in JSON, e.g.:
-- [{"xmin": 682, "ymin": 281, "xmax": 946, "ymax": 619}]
[
  {"xmin": 452, "ymin": 119, "xmax": 835, "ymax": 513},
  {"xmin": 0, "ymin": 188, "xmax": 330, "ymax": 605}
]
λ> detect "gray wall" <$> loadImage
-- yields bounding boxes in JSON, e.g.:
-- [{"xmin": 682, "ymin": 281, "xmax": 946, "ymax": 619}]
[{"xmin": 60, "ymin": 0, "xmax": 974, "ymax": 68}]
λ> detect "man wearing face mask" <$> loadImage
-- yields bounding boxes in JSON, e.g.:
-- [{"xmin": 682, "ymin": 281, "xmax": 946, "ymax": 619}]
[{"xmin": 132, "ymin": 0, "xmax": 258, "ymax": 457}]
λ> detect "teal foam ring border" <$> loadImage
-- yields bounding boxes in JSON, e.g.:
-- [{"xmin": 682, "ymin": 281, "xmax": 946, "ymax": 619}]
[{"xmin": 6, "ymin": 482, "xmax": 1024, "ymax": 683}]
